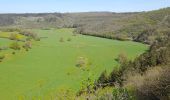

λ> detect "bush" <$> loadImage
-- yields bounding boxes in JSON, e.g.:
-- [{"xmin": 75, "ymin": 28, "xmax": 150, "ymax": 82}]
[
  {"xmin": 19, "ymin": 31, "xmax": 40, "ymax": 41},
  {"xmin": 12, "ymin": 52, "xmax": 16, "ymax": 55},
  {"xmin": 112, "ymin": 88, "xmax": 135, "ymax": 100},
  {"xmin": 9, "ymin": 33, "xmax": 20, "ymax": 40},
  {"xmin": 108, "ymin": 69, "xmax": 122, "ymax": 85},
  {"xmin": 136, "ymin": 67, "xmax": 170, "ymax": 100},
  {"xmin": 72, "ymin": 32, "xmax": 77, "ymax": 36},
  {"xmin": 9, "ymin": 42, "xmax": 21, "ymax": 50},
  {"xmin": 76, "ymin": 57, "xmax": 88, "ymax": 68},
  {"xmin": 116, "ymin": 53, "xmax": 127, "ymax": 64},
  {"xmin": 0, "ymin": 55, "xmax": 5, "ymax": 62},
  {"xmin": 0, "ymin": 46, "xmax": 8, "ymax": 50},
  {"xmin": 67, "ymin": 38, "xmax": 71, "ymax": 41},
  {"xmin": 59, "ymin": 37, "xmax": 64, "ymax": 42},
  {"xmin": 124, "ymin": 66, "xmax": 170, "ymax": 100},
  {"xmin": 0, "ymin": 28, "xmax": 21, "ymax": 32},
  {"xmin": 23, "ymin": 41, "xmax": 32, "ymax": 51},
  {"xmin": 97, "ymin": 70, "xmax": 109, "ymax": 87}
]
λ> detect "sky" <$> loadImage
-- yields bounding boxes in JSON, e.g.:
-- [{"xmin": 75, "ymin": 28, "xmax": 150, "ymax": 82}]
[{"xmin": 0, "ymin": 0, "xmax": 170, "ymax": 13}]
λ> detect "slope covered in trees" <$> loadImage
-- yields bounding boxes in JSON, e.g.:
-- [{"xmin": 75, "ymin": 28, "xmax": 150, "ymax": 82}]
[{"xmin": 0, "ymin": 7, "xmax": 169, "ymax": 44}]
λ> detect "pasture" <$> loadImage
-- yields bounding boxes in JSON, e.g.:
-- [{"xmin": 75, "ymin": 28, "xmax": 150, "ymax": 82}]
[{"xmin": 0, "ymin": 28, "xmax": 148, "ymax": 99}]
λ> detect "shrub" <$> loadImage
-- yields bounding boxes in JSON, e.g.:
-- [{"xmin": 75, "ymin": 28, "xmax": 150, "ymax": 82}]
[
  {"xmin": 59, "ymin": 37, "xmax": 64, "ymax": 42},
  {"xmin": 72, "ymin": 32, "xmax": 77, "ymax": 36},
  {"xmin": 116, "ymin": 53, "xmax": 127, "ymax": 64},
  {"xmin": 9, "ymin": 42, "xmax": 21, "ymax": 50},
  {"xmin": 29, "ymin": 32, "xmax": 40, "ymax": 41},
  {"xmin": 0, "ymin": 28, "xmax": 21, "ymax": 32},
  {"xmin": 108, "ymin": 69, "xmax": 122, "ymax": 85},
  {"xmin": 136, "ymin": 67, "xmax": 170, "ymax": 100},
  {"xmin": 0, "ymin": 46, "xmax": 8, "ymax": 50},
  {"xmin": 97, "ymin": 70, "xmax": 109, "ymax": 87},
  {"xmin": 23, "ymin": 41, "xmax": 32, "ymax": 51},
  {"xmin": 78, "ymin": 76, "xmax": 94, "ymax": 97},
  {"xmin": 76, "ymin": 57, "xmax": 88, "ymax": 68},
  {"xmin": 0, "ymin": 55, "xmax": 5, "ymax": 62},
  {"xmin": 112, "ymin": 87, "xmax": 136, "ymax": 100},
  {"xmin": 19, "ymin": 31, "xmax": 40, "ymax": 41},
  {"xmin": 125, "ymin": 66, "xmax": 170, "ymax": 100},
  {"xmin": 67, "ymin": 38, "xmax": 71, "ymax": 41},
  {"xmin": 9, "ymin": 33, "xmax": 20, "ymax": 40},
  {"xmin": 12, "ymin": 52, "xmax": 16, "ymax": 55}
]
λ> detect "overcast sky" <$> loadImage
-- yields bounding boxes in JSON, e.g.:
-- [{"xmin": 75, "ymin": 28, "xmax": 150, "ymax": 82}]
[{"xmin": 0, "ymin": 0, "xmax": 170, "ymax": 13}]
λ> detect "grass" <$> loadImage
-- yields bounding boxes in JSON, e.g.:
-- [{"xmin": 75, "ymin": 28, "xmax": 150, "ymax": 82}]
[{"xmin": 0, "ymin": 28, "xmax": 148, "ymax": 100}]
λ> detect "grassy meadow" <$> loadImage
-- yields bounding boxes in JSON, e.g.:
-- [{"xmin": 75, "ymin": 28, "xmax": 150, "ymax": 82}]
[{"xmin": 0, "ymin": 28, "xmax": 148, "ymax": 99}]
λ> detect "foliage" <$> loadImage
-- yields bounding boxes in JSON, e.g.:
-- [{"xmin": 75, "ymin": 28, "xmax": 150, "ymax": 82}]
[
  {"xmin": 96, "ymin": 70, "xmax": 109, "ymax": 87},
  {"xmin": 116, "ymin": 53, "xmax": 128, "ymax": 64},
  {"xmin": 9, "ymin": 42, "xmax": 21, "ymax": 50},
  {"xmin": 0, "ymin": 28, "xmax": 21, "ymax": 32},
  {"xmin": 0, "ymin": 55, "xmax": 5, "ymax": 62},
  {"xmin": 125, "ymin": 66, "xmax": 170, "ymax": 100},
  {"xmin": 59, "ymin": 37, "xmax": 64, "ymax": 42},
  {"xmin": 19, "ymin": 31, "xmax": 40, "ymax": 41},
  {"xmin": 76, "ymin": 57, "xmax": 88, "ymax": 68},
  {"xmin": 23, "ymin": 41, "xmax": 32, "ymax": 51},
  {"xmin": 9, "ymin": 33, "xmax": 20, "ymax": 40},
  {"xmin": 0, "ymin": 46, "xmax": 8, "ymax": 50},
  {"xmin": 67, "ymin": 38, "xmax": 71, "ymax": 41},
  {"xmin": 112, "ymin": 88, "xmax": 135, "ymax": 100},
  {"xmin": 74, "ymin": 8, "xmax": 170, "ymax": 44}
]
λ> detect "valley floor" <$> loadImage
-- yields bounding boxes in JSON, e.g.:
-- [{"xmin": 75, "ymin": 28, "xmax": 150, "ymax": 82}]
[{"xmin": 0, "ymin": 28, "xmax": 148, "ymax": 100}]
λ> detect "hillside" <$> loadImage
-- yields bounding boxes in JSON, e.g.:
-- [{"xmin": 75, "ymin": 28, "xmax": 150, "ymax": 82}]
[
  {"xmin": 0, "ymin": 8, "xmax": 170, "ymax": 44},
  {"xmin": 0, "ymin": 12, "xmax": 136, "ymax": 28},
  {"xmin": 75, "ymin": 8, "xmax": 170, "ymax": 44}
]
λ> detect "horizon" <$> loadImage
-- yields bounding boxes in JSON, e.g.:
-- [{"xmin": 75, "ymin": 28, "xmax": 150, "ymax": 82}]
[
  {"xmin": 0, "ymin": 0, "xmax": 170, "ymax": 13},
  {"xmin": 0, "ymin": 7, "xmax": 169, "ymax": 14}
]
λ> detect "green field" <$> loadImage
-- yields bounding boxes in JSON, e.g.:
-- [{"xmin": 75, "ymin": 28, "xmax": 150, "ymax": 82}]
[{"xmin": 0, "ymin": 28, "xmax": 148, "ymax": 100}]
